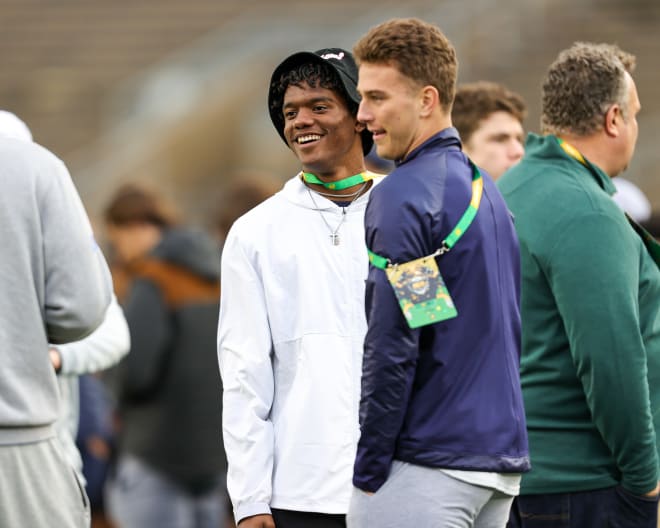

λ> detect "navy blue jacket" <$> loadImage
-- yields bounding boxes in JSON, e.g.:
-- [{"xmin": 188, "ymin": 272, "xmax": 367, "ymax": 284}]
[{"xmin": 354, "ymin": 129, "xmax": 530, "ymax": 492}]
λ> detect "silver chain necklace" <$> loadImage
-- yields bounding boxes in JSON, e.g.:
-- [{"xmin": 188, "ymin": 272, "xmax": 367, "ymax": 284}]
[
  {"xmin": 311, "ymin": 185, "xmax": 368, "ymax": 200},
  {"xmin": 306, "ymin": 181, "xmax": 369, "ymax": 246}
]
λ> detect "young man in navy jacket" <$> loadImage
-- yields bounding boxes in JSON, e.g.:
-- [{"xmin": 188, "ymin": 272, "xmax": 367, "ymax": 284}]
[{"xmin": 348, "ymin": 18, "xmax": 530, "ymax": 528}]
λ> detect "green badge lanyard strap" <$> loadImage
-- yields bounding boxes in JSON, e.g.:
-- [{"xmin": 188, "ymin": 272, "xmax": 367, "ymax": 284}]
[
  {"xmin": 557, "ymin": 137, "xmax": 660, "ymax": 267},
  {"xmin": 301, "ymin": 171, "xmax": 374, "ymax": 191},
  {"xmin": 367, "ymin": 162, "xmax": 483, "ymax": 270}
]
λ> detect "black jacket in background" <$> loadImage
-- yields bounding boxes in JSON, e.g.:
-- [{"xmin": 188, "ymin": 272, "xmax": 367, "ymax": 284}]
[{"xmin": 116, "ymin": 228, "xmax": 224, "ymax": 494}]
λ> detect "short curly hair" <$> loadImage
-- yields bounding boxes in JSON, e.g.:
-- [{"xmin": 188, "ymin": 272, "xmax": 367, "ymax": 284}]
[
  {"xmin": 541, "ymin": 42, "xmax": 636, "ymax": 136},
  {"xmin": 353, "ymin": 17, "xmax": 457, "ymax": 111},
  {"xmin": 452, "ymin": 81, "xmax": 527, "ymax": 143}
]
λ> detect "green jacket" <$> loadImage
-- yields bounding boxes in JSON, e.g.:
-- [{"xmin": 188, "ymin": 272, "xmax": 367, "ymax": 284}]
[{"xmin": 498, "ymin": 133, "xmax": 660, "ymax": 495}]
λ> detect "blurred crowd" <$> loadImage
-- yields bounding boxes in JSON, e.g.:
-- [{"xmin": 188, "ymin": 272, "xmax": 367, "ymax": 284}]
[{"xmin": 0, "ymin": 14, "xmax": 659, "ymax": 528}]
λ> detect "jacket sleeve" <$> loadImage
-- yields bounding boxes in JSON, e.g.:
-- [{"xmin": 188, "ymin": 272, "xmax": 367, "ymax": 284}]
[
  {"xmin": 549, "ymin": 211, "xmax": 658, "ymax": 495},
  {"xmin": 54, "ymin": 294, "xmax": 130, "ymax": 376},
  {"xmin": 217, "ymin": 227, "xmax": 275, "ymax": 523},
  {"xmin": 41, "ymin": 156, "xmax": 112, "ymax": 344},
  {"xmin": 353, "ymin": 196, "xmax": 425, "ymax": 493}
]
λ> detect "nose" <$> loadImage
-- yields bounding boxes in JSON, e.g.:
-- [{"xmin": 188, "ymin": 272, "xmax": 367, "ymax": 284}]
[
  {"xmin": 293, "ymin": 108, "xmax": 314, "ymax": 129},
  {"xmin": 509, "ymin": 139, "xmax": 524, "ymax": 161},
  {"xmin": 357, "ymin": 100, "xmax": 372, "ymax": 124}
]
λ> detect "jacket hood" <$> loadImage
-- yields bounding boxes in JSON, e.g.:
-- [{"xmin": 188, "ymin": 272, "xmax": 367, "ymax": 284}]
[{"xmin": 151, "ymin": 228, "xmax": 220, "ymax": 281}]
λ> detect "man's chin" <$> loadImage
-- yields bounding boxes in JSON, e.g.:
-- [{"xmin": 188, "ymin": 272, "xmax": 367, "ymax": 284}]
[
  {"xmin": 296, "ymin": 152, "xmax": 322, "ymax": 168},
  {"xmin": 300, "ymin": 160, "xmax": 330, "ymax": 175},
  {"xmin": 375, "ymin": 145, "xmax": 396, "ymax": 161}
]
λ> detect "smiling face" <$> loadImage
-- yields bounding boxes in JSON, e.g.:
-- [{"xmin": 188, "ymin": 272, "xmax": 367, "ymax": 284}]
[
  {"xmin": 282, "ymin": 82, "xmax": 364, "ymax": 176},
  {"xmin": 357, "ymin": 62, "xmax": 426, "ymax": 161},
  {"xmin": 463, "ymin": 111, "xmax": 525, "ymax": 180}
]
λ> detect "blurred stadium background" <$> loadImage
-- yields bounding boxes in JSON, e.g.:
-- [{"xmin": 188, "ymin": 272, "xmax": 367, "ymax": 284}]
[{"xmin": 1, "ymin": 0, "xmax": 658, "ymax": 226}]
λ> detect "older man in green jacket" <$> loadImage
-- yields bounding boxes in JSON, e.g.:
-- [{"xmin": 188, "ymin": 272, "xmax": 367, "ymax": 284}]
[{"xmin": 499, "ymin": 42, "xmax": 660, "ymax": 528}]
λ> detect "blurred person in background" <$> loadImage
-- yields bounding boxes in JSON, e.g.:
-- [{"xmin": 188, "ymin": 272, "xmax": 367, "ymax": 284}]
[
  {"xmin": 50, "ymin": 294, "xmax": 130, "ymax": 528},
  {"xmin": 0, "ymin": 116, "xmax": 112, "ymax": 527},
  {"xmin": 349, "ymin": 18, "xmax": 529, "ymax": 528},
  {"xmin": 103, "ymin": 182, "xmax": 227, "ymax": 528},
  {"xmin": 612, "ymin": 176, "xmax": 652, "ymax": 222},
  {"xmin": 0, "ymin": 109, "xmax": 131, "ymax": 528},
  {"xmin": 209, "ymin": 172, "xmax": 280, "ymax": 248},
  {"xmin": 452, "ymin": 81, "xmax": 526, "ymax": 180},
  {"xmin": 76, "ymin": 372, "xmax": 124, "ymax": 528},
  {"xmin": 498, "ymin": 42, "xmax": 660, "ymax": 527},
  {"xmin": 217, "ymin": 47, "xmax": 380, "ymax": 528}
]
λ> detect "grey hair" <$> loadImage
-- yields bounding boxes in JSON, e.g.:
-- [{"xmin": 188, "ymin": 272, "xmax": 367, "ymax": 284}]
[{"xmin": 540, "ymin": 42, "xmax": 636, "ymax": 136}]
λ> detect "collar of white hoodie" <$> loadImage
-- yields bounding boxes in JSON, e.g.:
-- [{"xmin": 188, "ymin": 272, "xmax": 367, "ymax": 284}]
[{"xmin": 279, "ymin": 170, "xmax": 384, "ymax": 212}]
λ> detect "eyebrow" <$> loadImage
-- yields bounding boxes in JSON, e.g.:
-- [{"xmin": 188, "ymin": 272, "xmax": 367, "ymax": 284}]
[
  {"xmin": 283, "ymin": 96, "xmax": 335, "ymax": 109},
  {"xmin": 486, "ymin": 129, "xmax": 524, "ymax": 139},
  {"xmin": 360, "ymin": 89, "xmax": 386, "ymax": 97}
]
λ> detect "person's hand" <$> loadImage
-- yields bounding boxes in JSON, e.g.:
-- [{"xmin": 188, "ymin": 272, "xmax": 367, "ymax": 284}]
[
  {"xmin": 355, "ymin": 487, "xmax": 374, "ymax": 496},
  {"xmin": 86, "ymin": 435, "xmax": 112, "ymax": 460},
  {"xmin": 643, "ymin": 481, "xmax": 660, "ymax": 498},
  {"xmin": 48, "ymin": 347, "xmax": 62, "ymax": 373},
  {"xmin": 238, "ymin": 514, "xmax": 276, "ymax": 528}
]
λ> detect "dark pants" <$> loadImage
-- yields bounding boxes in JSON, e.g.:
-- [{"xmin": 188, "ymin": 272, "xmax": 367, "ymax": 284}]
[
  {"xmin": 271, "ymin": 509, "xmax": 346, "ymax": 528},
  {"xmin": 507, "ymin": 486, "xmax": 659, "ymax": 528}
]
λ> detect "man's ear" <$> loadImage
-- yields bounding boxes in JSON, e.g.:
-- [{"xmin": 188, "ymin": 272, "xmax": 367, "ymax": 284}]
[
  {"xmin": 604, "ymin": 104, "xmax": 621, "ymax": 138},
  {"xmin": 355, "ymin": 121, "xmax": 366, "ymax": 133},
  {"xmin": 419, "ymin": 86, "xmax": 439, "ymax": 117}
]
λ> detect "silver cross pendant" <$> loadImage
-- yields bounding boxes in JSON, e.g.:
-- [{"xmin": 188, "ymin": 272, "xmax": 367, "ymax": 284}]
[{"xmin": 330, "ymin": 233, "xmax": 340, "ymax": 246}]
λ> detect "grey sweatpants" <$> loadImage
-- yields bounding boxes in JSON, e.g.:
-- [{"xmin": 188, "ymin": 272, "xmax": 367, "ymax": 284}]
[
  {"xmin": 347, "ymin": 461, "xmax": 514, "ymax": 528},
  {"xmin": 0, "ymin": 437, "xmax": 90, "ymax": 528}
]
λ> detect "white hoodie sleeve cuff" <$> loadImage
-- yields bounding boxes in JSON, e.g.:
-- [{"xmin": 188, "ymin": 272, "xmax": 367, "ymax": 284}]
[{"xmin": 235, "ymin": 502, "xmax": 272, "ymax": 525}]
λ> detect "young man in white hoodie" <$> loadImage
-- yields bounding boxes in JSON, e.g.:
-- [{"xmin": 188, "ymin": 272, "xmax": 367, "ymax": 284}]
[{"xmin": 217, "ymin": 48, "xmax": 379, "ymax": 528}]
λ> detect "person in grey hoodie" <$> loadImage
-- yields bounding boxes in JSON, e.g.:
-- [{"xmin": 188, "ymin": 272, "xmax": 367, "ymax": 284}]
[
  {"xmin": 0, "ymin": 133, "xmax": 112, "ymax": 527},
  {"xmin": 0, "ymin": 110, "xmax": 131, "ymax": 499},
  {"xmin": 102, "ymin": 183, "xmax": 227, "ymax": 528}
]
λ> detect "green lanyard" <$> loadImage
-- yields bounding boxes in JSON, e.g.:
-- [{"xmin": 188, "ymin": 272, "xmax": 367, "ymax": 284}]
[
  {"xmin": 301, "ymin": 171, "xmax": 373, "ymax": 190},
  {"xmin": 556, "ymin": 137, "xmax": 588, "ymax": 164},
  {"xmin": 367, "ymin": 162, "xmax": 483, "ymax": 270}
]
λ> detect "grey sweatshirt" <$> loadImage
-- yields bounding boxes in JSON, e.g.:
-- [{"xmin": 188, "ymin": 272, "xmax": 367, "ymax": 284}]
[{"xmin": 0, "ymin": 137, "xmax": 112, "ymax": 444}]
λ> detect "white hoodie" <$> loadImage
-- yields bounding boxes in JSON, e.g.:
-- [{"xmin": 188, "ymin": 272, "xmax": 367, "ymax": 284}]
[{"xmin": 218, "ymin": 173, "xmax": 381, "ymax": 523}]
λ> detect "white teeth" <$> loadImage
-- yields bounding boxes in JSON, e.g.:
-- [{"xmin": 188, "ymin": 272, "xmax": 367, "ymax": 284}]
[{"xmin": 297, "ymin": 134, "xmax": 321, "ymax": 144}]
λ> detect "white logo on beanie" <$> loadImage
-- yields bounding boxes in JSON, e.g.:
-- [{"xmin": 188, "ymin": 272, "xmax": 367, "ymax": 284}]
[{"xmin": 321, "ymin": 52, "xmax": 345, "ymax": 61}]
